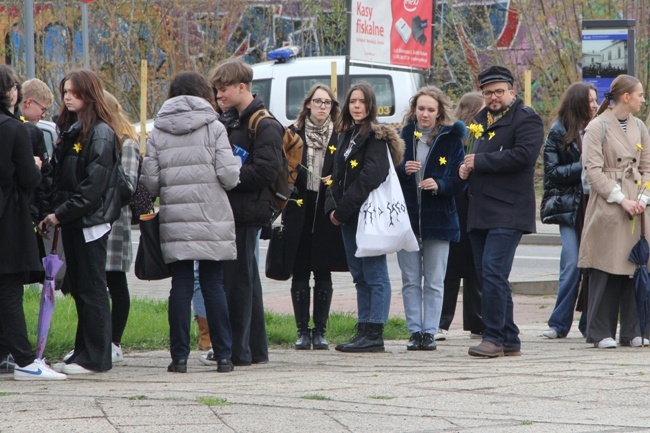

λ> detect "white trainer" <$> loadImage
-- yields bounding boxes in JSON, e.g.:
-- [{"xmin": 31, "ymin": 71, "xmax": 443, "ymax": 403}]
[
  {"xmin": 14, "ymin": 359, "xmax": 67, "ymax": 381},
  {"xmin": 630, "ymin": 337, "xmax": 650, "ymax": 347},
  {"xmin": 434, "ymin": 331, "xmax": 447, "ymax": 341},
  {"xmin": 199, "ymin": 349, "xmax": 216, "ymax": 366},
  {"xmin": 596, "ymin": 337, "xmax": 617, "ymax": 349},
  {"xmin": 112, "ymin": 343, "xmax": 124, "ymax": 363},
  {"xmin": 542, "ymin": 328, "xmax": 558, "ymax": 339},
  {"xmin": 62, "ymin": 363, "xmax": 94, "ymax": 375}
]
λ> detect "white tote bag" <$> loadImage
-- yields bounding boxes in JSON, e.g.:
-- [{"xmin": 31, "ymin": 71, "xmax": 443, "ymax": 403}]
[{"xmin": 355, "ymin": 147, "xmax": 419, "ymax": 257}]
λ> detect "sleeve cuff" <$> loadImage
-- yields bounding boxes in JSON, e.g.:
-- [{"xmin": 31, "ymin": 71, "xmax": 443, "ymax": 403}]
[
  {"xmin": 638, "ymin": 194, "xmax": 650, "ymax": 207},
  {"xmin": 607, "ymin": 185, "xmax": 625, "ymax": 204}
]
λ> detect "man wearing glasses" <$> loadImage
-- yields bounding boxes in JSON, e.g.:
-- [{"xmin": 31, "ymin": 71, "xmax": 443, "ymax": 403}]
[
  {"xmin": 18, "ymin": 78, "xmax": 53, "ymax": 124},
  {"xmin": 459, "ymin": 66, "xmax": 544, "ymax": 358}
]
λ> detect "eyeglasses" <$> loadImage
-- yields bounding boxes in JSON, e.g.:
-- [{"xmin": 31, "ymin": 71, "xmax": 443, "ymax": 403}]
[
  {"xmin": 31, "ymin": 99, "xmax": 49, "ymax": 114},
  {"xmin": 312, "ymin": 98, "xmax": 333, "ymax": 108},
  {"xmin": 481, "ymin": 89, "xmax": 507, "ymax": 99}
]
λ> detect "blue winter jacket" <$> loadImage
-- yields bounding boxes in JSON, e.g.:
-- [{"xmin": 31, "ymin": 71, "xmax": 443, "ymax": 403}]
[{"xmin": 397, "ymin": 120, "xmax": 467, "ymax": 242}]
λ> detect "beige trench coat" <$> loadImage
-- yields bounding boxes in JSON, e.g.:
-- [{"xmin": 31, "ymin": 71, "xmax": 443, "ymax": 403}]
[{"xmin": 578, "ymin": 109, "xmax": 650, "ymax": 275}]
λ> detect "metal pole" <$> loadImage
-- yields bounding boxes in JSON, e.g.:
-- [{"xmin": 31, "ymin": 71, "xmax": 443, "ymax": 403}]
[
  {"xmin": 82, "ymin": 3, "xmax": 89, "ymax": 68},
  {"xmin": 24, "ymin": 0, "xmax": 36, "ymax": 78},
  {"xmin": 344, "ymin": 0, "xmax": 352, "ymax": 94}
]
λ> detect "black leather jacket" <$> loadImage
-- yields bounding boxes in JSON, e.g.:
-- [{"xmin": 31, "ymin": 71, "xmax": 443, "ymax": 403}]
[
  {"xmin": 540, "ymin": 119, "xmax": 583, "ymax": 227},
  {"xmin": 51, "ymin": 121, "xmax": 121, "ymax": 228}
]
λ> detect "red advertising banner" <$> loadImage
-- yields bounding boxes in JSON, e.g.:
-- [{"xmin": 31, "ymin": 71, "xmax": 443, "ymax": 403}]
[{"xmin": 350, "ymin": 0, "xmax": 433, "ymax": 70}]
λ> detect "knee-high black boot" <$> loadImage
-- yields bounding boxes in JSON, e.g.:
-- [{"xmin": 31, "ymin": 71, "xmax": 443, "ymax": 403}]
[
  {"xmin": 291, "ymin": 280, "xmax": 312, "ymax": 350},
  {"xmin": 312, "ymin": 281, "xmax": 333, "ymax": 350}
]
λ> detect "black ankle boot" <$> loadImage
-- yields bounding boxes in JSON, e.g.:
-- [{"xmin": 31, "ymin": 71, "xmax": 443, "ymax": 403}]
[
  {"xmin": 338, "ymin": 323, "xmax": 384, "ymax": 353},
  {"xmin": 335, "ymin": 322, "xmax": 368, "ymax": 352},
  {"xmin": 167, "ymin": 359, "xmax": 187, "ymax": 373},
  {"xmin": 295, "ymin": 328, "xmax": 312, "ymax": 350},
  {"xmin": 312, "ymin": 328, "xmax": 329, "ymax": 350}
]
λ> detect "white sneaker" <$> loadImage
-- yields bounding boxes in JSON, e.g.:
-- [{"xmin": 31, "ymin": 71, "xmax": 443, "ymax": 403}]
[
  {"xmin": 199, "ymin": 349, "xmax": 216, "ymax": 366},
  {"xmin": 596, "ymin": 337, "xmax": 617, "ymax": 349},
  {"xmin": 434, "ymin": 331, "xmax": 448, "ymax": 341},
  {"xmin": 62, "ymin": 363, "xmax": 94, "ymax": 375},
  {"xmin": 469, "ymin": 332, "xmax": 483, "ymax": 340},
  {"xmin": 51, "ymin": 362, "xmax": 66, "ymax": 373},
  {"xmin": 14, "ymin": 359, "xmax": 67, "ymax": 381},
  {"xmin": 112, "ymin": 343, "xmax": 124, "ymax": 363},
  {"xmin": 62, "ymin": 349, "xmax": 74, "ymax": 362},
  {"xmin": 542, "ymin": 328, "xmax": 558, "ymax": 339},
  {"xmin": 630, "ymin": 337, "xmax": 650, "ymax": 347}
]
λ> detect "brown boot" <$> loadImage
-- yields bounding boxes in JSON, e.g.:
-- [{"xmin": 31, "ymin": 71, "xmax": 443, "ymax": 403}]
[{"xmin": 196, "ymin": 315, "xmax": 212, "ymax": 351}]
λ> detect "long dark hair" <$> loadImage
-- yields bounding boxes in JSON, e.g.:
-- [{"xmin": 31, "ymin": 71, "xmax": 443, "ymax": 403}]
[
  {"xmin": 56, "ymin": 69, "xmax": 118, "ymax": 148},
  {"xmin": 168, "ymin": 71, "xmax": 215, "ymax": 108},
  {"xmin": 336, "ymin": 82, "xmax": 377, "ymax": 135},
  {"xmin": 557, "ymin": 82, "xmax": 597, "ymax": 150},
  {"xmin": 0, "ymin": 64, "xmax": 20, "ymax": 111},
  {"xmin": 295, "ymin": 83, "xmax": 340, "ymax": 130}
]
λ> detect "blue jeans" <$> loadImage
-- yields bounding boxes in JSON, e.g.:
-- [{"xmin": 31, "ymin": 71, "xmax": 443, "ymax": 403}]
[
  {"xmin": 548, "ymin": 225, "xmax": 585, "ymax": 337},
  {"xmin": 169, "ymin": 260, "xmax": 231, "ymax": 361},
  {"xmin": 192, "ymin": 261, "xmax": 206, "ymax": 318},
  {"xmin": 397, "ymin": 240, "xmax": 449, "ymax": 334},
  {"xmin": 469, "ymin": 228, "xmax": 522, "ymax": 348},
  {"xmin": 341, "ymin": 224, "xmax": 391, "ymax": 324}
]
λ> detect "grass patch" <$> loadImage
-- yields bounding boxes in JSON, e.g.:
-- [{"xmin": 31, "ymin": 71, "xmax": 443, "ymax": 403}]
[
  {"xmin": 127, "ymin": 395, "xmax": 148, "ymax": 400},
  {"xmin": 521, "ymin": 420, "xmax": 533, "ymax": 425},
  {"xmin": 368, "ymin": 395, "xmax": 395, "ymax": 400},
  {"xmin": 301, "ymin": 394, "xmax": 331, "ymax": 401},
  {"xmin": 197, "ymin": 396, "xmax": 229, "ymax": 407},
  {"xmin": 22, "ymin": 286, "xmax": 409, "ymax": 359},
  {"xmin": 0, "ymin": 392, "xmax": 9, "ymax": 396}
]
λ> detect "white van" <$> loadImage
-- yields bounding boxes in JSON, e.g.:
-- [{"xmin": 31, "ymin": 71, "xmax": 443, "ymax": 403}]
[{"xmin": 251, "ymin": 55, "xmax": 426, "ymax": 128}]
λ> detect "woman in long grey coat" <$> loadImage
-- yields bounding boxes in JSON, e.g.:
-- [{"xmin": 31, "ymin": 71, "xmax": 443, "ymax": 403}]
[
  {"xmin": 140, "ymin": 72, "xmax": 240, "ymax": 373},
  {"xmin": 579, "ymin": 74, "xmax": 650, "ymax": 349}
]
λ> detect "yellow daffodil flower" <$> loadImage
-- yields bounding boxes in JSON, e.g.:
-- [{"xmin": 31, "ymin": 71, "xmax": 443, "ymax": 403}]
[
  {"xmin": 637, "ymin": 143, "xmax": 643, "ymax": 152},
  {"xmin": 439, "ymin": 156, "xmax": 447, "ymax": 165},
  {"xmin": 468, "ymin": 123, "xmax": 484, "ymax": 139},
  {"xmin": 350, "ymin": 160, "xmax": 358, "ymax": 168},
  {"xmin": 73, "ymin": 142, "xmax": 83, "ymax": 153},
  {"xmin": 329, "ymin": 145, "xmax": 337, "ymax": 154},
  {"xmin": 645, "ymin": 181, "xmax": 650, "ymax": 189},
  {"xmin": 488, "ymin": 131, "xmax": 496, "ymax": 140},
  {"xmin": 20, "ymin": 116, "xmax": 27, "ymax": 123},
  {"xmin": 414, "ymin": 130, "xmax": 423, "ymax": 140},
  {"xmin": 325, "ymin": 179, "xmax": 333, "ymax": 186}
]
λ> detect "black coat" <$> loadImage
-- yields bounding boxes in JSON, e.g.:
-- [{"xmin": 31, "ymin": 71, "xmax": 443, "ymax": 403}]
[
  {"xmin": 51, "ymin": 121, "xmax": 121, "ymax": 228},
  {"xmin": 325, "ymin": 123, "xmax": 405, "ymax": 226},
  {"xmin": 282, "ymin": 128, "xmax": 347, "ymax": 272},
  {"xmin": 25, "ymin": 122, "xmax": 52, "ymax": 223},
  {"xmin": 223, "ymin": 97, "xmax": 285, "ymax": 227},
  {"xmin": 539, "ymin": 119, "xmax": 583, "ymax": 227},
  {"xmin": 466, "ymin": 97, "xmax": 544, "ymax": 234},
  {"xmin": 0, "ymin": 109, "xmax": 43, "ymax": 275}
]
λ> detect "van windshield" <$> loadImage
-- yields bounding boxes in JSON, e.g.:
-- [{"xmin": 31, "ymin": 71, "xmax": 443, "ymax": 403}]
[{"xmin": 285, "ymin": 75, "xmax": 395, "ymax": 120}]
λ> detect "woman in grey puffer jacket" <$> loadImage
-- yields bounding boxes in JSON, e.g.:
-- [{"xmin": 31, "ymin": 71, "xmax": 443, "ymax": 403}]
[{"xmin": 140, "ymin": 72, "xmax": 240, "ymax": 373}]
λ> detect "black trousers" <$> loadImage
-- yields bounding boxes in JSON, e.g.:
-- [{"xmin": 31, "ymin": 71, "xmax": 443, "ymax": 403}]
[
  {"xmin": 0, "ymin": 272, "xmax": 36, "ymax": 367},
  {"xmin": 224, "ymin": 226, "xmax": 268, "ymax": 365},
  {"xmin": 107, "ymin": 271, "xmax": 130, "ymax": 345},
  {"xmin": 62, "ymin": 227, "xmax": 112, "ymax": 372}
]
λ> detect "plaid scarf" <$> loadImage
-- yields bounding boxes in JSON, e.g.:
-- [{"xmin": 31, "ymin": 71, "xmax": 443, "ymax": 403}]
[
  {"xmin": 487, "ymin": 96, "xmax": 517, "ymax": 127},
  {"xmin": 304, "ymin": 116, "xmax": 333, "ymax": 191}
]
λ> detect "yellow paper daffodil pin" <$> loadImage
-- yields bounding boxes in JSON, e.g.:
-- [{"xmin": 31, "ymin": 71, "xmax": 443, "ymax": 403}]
[
  {"xmin": 325, "ymin": 179, "xmax": 333, "ymax": 186},
  {"xmin": 488, "ymin": 131, "xmax": 496, "ymax": 140},
  {"xmin": 439, "ymin": 156, "xmax": 447, "ymax": 165},
  {"xmin": 73, "ymin": 142, "xmax": 83, "ymax": 153},
  {"xmin": 20, "ymin": 116, "xmax": 27, "ymax": 123},
  {"xmin": 414, "ymin": 130, "xmax": 422, "ymax": 140},
  {"xmin": 329, "ymin": 145, "xmax": 337, "ymax": 154},
  {"xmin": 637, "ymin": 143, "xmax": 643, "ymax": 152},
  {"xmin": 295, "ymin": 199, "xmax": 303, "ymax": 207},
  {"xmin": 350, "ymin": 160, "xmax": 358, "ymax": 168}
]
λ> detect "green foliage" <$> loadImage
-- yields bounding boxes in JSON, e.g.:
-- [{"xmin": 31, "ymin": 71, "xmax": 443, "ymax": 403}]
[
  {"xmin": 22, "ymin": 288, "xmax": 409, "ymax": 359},
  {"xmin": 301, "ymin": 394, "xmax": 331, "ymax": 401},
  {"xmin": 197, "ymin": 396, "xmax": 229, "ymax": 407},
  {"xmin": 368, "ymin": 395, "xmax": 395, "ymax": 400},
  {"xmin": 127, "ymin": 395, "xmax": 148, "ymax": 400}
]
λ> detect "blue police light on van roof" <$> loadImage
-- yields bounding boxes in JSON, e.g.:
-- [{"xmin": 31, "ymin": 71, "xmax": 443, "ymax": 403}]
[{"xmin": 268, "ymin": 46, "xmax": 301, "ymax": 63}]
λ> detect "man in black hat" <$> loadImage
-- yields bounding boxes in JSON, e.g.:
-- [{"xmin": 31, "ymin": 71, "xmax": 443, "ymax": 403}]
[{"xmin": 459, "ymin": 65, "xmax": 544, "ymax": 358}]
